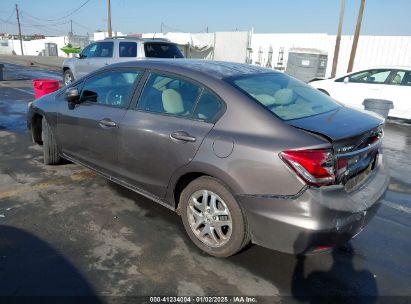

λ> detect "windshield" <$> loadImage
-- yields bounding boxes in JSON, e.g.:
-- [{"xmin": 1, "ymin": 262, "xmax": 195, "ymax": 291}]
[
  {"xmin": 144, "ymin": 43, "xmax": 184, "ymax": 58},
  {"xmin": 226, "ymin": 73, "xmax": 340, "ymax": 121}
]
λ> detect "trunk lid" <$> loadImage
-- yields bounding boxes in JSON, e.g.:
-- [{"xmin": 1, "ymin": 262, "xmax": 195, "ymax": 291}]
[{"xmin": 287, "ymin": 106, "xmax": 384, "ymax": 190}]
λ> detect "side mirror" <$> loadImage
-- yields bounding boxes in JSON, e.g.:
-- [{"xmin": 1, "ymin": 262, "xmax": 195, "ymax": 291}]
[
  {"xmin": 64, "ymin": 88, "xmax": 80, "ymax": 103},
  {"xmin": 344, "ymin": 77, "xmax": 349, "ymax": 84}
]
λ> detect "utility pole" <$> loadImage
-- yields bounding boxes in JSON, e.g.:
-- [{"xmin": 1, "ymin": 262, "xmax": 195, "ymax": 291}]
[
  {"xmin": 15, "ymin": 4, "xmax": 24, "ymax": 55},
  {"xmin": 107, "ymin": 0, "xmax": 112, "ymax": 37},
  {"xmin": 161, "ymin": 22, "xmax": 163, "ymax": 33},
  {"xmin": 331, "ymin": 0, "xmax": 345, "ymax": 78},
  {"xmin": 347, "ymin": 0, "xmax": 365, "ymax": 73},
  {"xmin": 70, "ymin": 19, "xmax": 73, "ymax": 35}
]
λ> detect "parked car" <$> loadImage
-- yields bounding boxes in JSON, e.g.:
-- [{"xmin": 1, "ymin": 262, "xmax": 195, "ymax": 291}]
[
  {"xmin": 62, "ymin": 37, "xmax": 184, "ymax": 85},
  {"xmin": 28, "ymin": 60, "xmax": 389, "ymax": 257},
  {"xmin": 310, "ymin": 67, "xmax": 411, "ymax": 121}
]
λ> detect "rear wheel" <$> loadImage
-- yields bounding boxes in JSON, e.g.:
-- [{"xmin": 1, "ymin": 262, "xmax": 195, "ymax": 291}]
[
  {"xmin": 63, "ymin": 69, "xmax": 74, "ymax": 86},
  {"xmin": 180, "ymin": 176, "xmax": 250, "ymax": 257},
  {"xmin": 42, "ymin": 118, "xmax": 61, "ymax": 165}
]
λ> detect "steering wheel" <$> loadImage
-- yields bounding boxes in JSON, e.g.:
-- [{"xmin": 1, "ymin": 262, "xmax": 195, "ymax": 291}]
[{"xmin": 105, "ymin": 90, "xmax": 123, "ymax": 106}]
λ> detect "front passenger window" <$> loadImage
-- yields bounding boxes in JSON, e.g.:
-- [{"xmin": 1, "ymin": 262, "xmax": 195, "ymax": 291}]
[
  {"xmin": 80, "ymin": 70, "xmax": 140, "ymax": 107},
  {"xmin": 94, "ymin": 42, "xmax": 114, "ymax": 58},
  {"xmin": 349, "ymin": 70, "xmax": 391, "ymax": 84},
  {"xmin": 81, "ymin": 43, "xmax": 97, "ymax": 58}
]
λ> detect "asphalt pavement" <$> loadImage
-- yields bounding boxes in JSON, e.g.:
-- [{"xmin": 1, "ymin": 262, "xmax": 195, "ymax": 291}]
[{"xmin": 0, "ymin": 63, "xmax": 410, "ymax": 303}]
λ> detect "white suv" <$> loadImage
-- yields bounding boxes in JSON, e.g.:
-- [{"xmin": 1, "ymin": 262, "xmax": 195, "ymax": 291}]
[{"xmin": 62, "ymin": 37, "xmax": 183, "ymax": 85}]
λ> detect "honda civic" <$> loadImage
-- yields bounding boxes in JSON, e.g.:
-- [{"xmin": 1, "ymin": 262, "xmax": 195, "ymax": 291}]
[{"xmin": 27, "ymin": 59, "xmax": 390, "ymax": 257}]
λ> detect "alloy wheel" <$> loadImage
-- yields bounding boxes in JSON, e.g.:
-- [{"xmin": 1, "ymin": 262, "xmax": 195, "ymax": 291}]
[{"xmin": 187, "ymin": 190, "xmax": 232, "ymax": 247}]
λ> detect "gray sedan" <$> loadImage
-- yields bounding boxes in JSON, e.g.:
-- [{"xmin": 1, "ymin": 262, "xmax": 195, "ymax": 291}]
[{"xmin": 27, "ymin": 59, "xmax": 389, "ymax": 257}]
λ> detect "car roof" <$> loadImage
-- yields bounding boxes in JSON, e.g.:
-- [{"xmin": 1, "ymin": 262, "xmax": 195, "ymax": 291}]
[
  {"xmin": 352, "ymin": 66, "xmax": 411, "ymax": 72},
  {"xmin": 102, "ymin": 37, "xmax": 176, "ymax": 44},
  {"xmin": 111, "ymin": 59, "xmax": 274, "ymax": 80}
]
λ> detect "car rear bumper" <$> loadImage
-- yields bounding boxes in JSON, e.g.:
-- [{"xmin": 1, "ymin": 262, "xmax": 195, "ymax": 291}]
[{"xmin": 237, "ymin": 153, "xmax": 390, "ymax": 254}]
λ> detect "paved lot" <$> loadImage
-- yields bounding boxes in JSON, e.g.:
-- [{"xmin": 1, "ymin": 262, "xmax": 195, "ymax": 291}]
[{"xmin": 0, "ymin": 63, "xmax": 410, "ymax": 303}]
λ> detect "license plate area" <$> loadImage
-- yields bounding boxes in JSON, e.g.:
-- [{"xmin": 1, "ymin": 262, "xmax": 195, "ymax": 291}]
[{"xmin": 344, "ymin": 153, "xmax": 378, "ymax": 192}]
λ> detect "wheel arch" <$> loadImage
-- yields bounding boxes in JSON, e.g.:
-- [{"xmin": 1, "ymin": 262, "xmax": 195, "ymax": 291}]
[
  {"xmin": 30, "ymin": 112, "xmax": 44, "ymax": 145},
  {"xmin": 167, "ymin": 163, "xmax": 243, "ymax": 212},
  {"xmin": 318, "ymin": 88, "xmax": 330, "ymax": 96}
]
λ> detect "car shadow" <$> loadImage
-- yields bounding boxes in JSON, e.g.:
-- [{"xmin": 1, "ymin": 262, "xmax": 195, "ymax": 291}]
[
  {"xmin": 290, "ymin": 242, "xmax": 377, "ymax": 303},
  {"xmin": 0, "ymin": 225, "xmax": 101, "ymax": 301},
  {"xmin": 229, "ymin": 240, "xmax": 378, "ymax": 303},
  {"xmin": 105, "ymin": 180, "xmax": 185, "ymax": 233}
]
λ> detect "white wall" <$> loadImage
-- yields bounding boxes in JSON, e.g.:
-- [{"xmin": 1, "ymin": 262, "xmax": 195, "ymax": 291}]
[
  {"xmin": 251, "ymin": 33, "xmax": 411, "ymax": 77},
  {"xmin": 0, "ymin": 39, "xmax": 14, "ymax": 55},
  {"xmin": 9, "ymin": 36, "xmax": 68, "ymax": 57}
]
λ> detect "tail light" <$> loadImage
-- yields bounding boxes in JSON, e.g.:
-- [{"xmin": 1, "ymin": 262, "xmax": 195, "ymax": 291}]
[{"xmin": 280, "ymin": 149, "xmax": 335, "ymax": 187}]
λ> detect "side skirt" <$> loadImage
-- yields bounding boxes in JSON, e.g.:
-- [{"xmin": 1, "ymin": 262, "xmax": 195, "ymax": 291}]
[{"xmin": 61, "ymin": 153, "xmax": 176, "ymax": 212}]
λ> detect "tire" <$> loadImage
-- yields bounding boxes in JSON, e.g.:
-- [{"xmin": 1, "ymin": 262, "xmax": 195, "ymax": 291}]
[
  {"xmin": 318, "ymin": 89, "xmax": 330, "ymax": 96},
  {"xmin": 63, "ymin": 69, "xmax": 74, "ymax": 86},
  {"xmin": 42, "ymin": 118, "xmax": 61, "ymax": 165},
  {"xmin": 180, "ymin": 176, "xmax": 250, "ymax": 257}
]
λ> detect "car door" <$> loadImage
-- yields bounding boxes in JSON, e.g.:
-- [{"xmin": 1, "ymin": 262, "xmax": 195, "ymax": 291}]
[
  {"xmin": 117, "ymin": 72, "xmax": 224, "ymax": 199},
  {"xmin": 57, "ymin": 68, "xmax": 141, "ymax": 175},
  {"xmin": 88, "ymin": 41, "xmax": 115, "ymax": 72},
  {"xmin": 75, "ymin": 43, "xmax": 97, "ymax": 79},
  {"xmin": 380, "ymin": 70, "xmax": 411, "ymax": 120},
  {"xmin": 330, "ymin": 69, "xmax": 392, "ymax": 110}
]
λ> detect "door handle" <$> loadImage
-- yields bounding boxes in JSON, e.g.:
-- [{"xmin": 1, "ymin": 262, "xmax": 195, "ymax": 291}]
[
  {"xmin": 99, "ymin": 119, "xmax": 117, "ymax": 128},
  {"xmin": 170, "ymin": 131, "xmax": 196, "ymax": 142}
]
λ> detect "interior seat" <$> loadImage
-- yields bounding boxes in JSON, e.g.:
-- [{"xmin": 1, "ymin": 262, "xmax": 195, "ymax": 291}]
[
  {"xmin": 273, "ymin": 89, "xmax": 294, "ymax": 106},
  {"xmin": 392, "ymin": 73, "xmax": 402, "ymax": 84},
  {"xmin": 162, "ymin": 89, "xmax": 184, "ymax": 115},
  {"xmin": 254, "ymin": 94, "xmax": 277, "ymax": 106}
]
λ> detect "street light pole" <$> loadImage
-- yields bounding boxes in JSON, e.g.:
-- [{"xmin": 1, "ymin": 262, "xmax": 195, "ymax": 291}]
[
  {"xmin": 15, "ymin": 4, "xmax": 24, "ymax": 55},
  {"xmin": 107, "ymin": 0, "xmax": 112, "ymax": 37},
  {"xmin": 331, "ymin": 0, "xmax": 345, "ymax": 78},
  {"xmin": 347, "ymin": 0, "xmax": 365, "ymax": 73}
]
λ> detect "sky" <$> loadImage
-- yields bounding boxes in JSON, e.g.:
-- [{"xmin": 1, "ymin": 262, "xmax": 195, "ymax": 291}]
[{"xmin": 0, "ymin": 0, "xmax": 410, "ymax": 36}]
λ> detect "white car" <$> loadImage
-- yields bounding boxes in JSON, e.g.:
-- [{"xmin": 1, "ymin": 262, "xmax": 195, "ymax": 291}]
[{"xmin": 310, "ymin": 67, "xmax": 411, "ymax": 120}]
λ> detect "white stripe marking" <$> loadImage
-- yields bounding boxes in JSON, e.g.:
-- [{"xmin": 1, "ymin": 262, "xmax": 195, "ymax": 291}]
[
  {"xmin": 381, "ymin": 199, "xmax": 411, "ymax": 214},
  {"xmin": 12, "ymin": 87, "xmax": 34, "ymax": 95}
]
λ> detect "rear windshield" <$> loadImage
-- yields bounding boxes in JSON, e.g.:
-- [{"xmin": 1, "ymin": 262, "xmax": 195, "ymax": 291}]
[
  {"xmin": 226, "ymin": 73, "xmax": 340, "ymax": 121},
  {"xmin": 144, "ymin": 43, "xmax": 184, "ymax": 58}
]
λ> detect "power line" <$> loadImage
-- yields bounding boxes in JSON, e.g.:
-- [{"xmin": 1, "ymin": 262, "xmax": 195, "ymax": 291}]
[
  {"xmin": 21, "ymin": 12, "xmax": 72, "ymax": 27},
  {"xmin": 0, "ymin": 8, "xmax": 14, "ymax": 24},
  {"xmin": 21, "ymin": 0, "xmax": 92, "ymax": 22},
  {"xmin": 72, "ymin": 20, "xmax": 94, "ymax": 32}
]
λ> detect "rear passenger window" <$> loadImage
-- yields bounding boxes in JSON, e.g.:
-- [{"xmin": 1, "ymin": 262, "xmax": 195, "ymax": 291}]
[
  {"xmin": 137, "ymin": 73, "xmax": 201, "ymax": 117},
  {"xmin": 193, "ymin": 89, "xmax": 222, "ymax": 121},
  {"xmin": 402, "ymin": 72, "xmax": 411, "ymax": 86},
  {"xmin": 119, "ymin": 42, "xmax": 137, "ymax": 57}
]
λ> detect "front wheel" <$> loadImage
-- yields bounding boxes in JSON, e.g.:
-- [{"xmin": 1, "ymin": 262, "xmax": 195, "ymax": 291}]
[
  {"xmin": 180, "ymin": 176, "xmax": 250, "ymax": 257},
  {"xmin": 42, "ymin": 118, "xmax": 61, "ymax": 165},
  {"xmin": 63, "ymin": 69, "xmax": 74, "ymax": 86}
]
